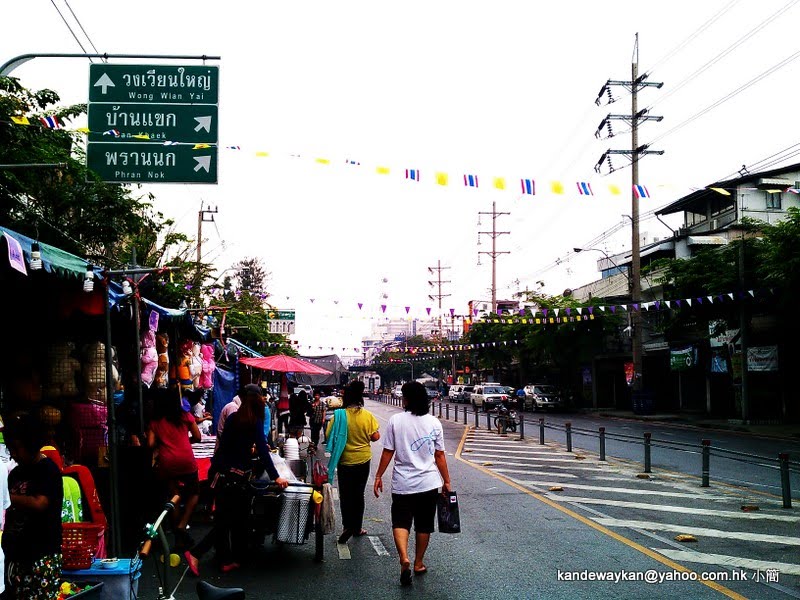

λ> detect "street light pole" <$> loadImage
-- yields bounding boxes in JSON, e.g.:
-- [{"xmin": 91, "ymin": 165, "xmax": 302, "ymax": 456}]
[{"xmin": 573, "ymin": 247, "xmax": 631, "ymax": 288}]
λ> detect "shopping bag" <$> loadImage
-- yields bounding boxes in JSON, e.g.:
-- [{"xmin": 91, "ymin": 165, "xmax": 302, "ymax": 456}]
[
  {"xmin": 437, "ymin": 491, "xmax": 461, "ymax": 534},
  {"xmin": 312, "ymin": 460, "xmax": 329, "ymax": 487},
  {"xmin": 320, "ymin": 483, "xmax": 336, "ymax": 535}
]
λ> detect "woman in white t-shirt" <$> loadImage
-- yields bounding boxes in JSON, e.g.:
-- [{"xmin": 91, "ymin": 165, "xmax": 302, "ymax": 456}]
[{"xmin": 373, "ymin": 381, "xmax": 452, "ymax": 587}]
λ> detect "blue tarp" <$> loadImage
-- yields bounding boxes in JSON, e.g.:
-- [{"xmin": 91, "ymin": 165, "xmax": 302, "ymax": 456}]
[
  {"xmin": 211, "ymin": 366, "xmax": 237, "ymax": 435},
  {"xmin": 0, "ymin": 225, "xmax": 89, "ymax": 279}
]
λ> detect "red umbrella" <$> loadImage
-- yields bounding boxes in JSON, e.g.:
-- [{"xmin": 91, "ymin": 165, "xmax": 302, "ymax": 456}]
[{"xmin": 240, "ymin": 354, "xmax": 332, "ymax": 375}]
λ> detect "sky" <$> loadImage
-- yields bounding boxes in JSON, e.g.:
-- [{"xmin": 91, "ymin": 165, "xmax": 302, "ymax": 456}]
[{"xmin": 4, "ymin": 0, "xmax": 800, "ymax": 355}]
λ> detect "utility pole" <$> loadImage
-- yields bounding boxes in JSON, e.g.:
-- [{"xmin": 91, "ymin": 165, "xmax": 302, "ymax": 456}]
[
  {"xmin": 196, "ymin": 202, "xmax": 218, "ymax": 283},
  {"xmin": 478, "ymin": 201, "xmax": 510, "ymax": 313},
  {"xmin": 428, "ymin": 260, "xmax": 451, "ymax": 392},
  {"xmin": 594, "ymin": 33, "xmax": 663, "ymax": 395}
]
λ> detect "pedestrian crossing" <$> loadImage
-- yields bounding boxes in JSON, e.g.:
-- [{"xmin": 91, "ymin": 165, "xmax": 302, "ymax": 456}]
[{"xmin": 460, "ymin": 427, "xmax": 800, "ymax": 595}]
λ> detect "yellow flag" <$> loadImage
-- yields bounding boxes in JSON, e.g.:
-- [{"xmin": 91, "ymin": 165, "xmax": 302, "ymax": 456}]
[
  {"xmin": 709, "ymin": 187, "xmax": 731, "ymax": 196},
  {"xmin": 550, "ymin": 181, "xmax": 565, "ymax": 195},
  {"xmin": 435, "ymin": 172, "xmax": 449, "ymax": 186},
  {"xmin": 192, "ymin": 142, "xmax": 210, "ymax": 149},
  {"xmin": 376, "ymin": 166, "xmax": 390, "ymax": 175},
  {"xmin": 493, "ymin": 177, "xmax": 506, "ymax": 190},
  {"xmin": 255, "ymin": 151, "xmax": 269, "ymax": 157},
  {"xmin": 315, "ymin": 158, "xmax": 330, "ymax": 165},
  {"xmin": 10, "ymin": 116, "xmax": 30, "ymax": 125},
  {"xmin": 134, "ymin": 134, "xmax": 152, "ymax": 140},
  {"xmin": 608, "ymin": 184, "xmax": 622, "ymax": 195},
  {"xmin": 76, "ymin": 127, "xmax": 90, "ymax": 134}
]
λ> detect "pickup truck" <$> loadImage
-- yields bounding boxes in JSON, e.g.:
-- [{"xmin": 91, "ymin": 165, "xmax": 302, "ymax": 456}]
[{"xmin": 470, "ymin": 385, "xmax": 510, "ymax": 411}]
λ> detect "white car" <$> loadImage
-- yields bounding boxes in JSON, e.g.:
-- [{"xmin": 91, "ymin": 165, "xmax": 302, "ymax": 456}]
[
  {"xmin": 471, "ymin": 385, "xmax": 509, "ymax": 411},
  {"xmin": 293, "ymin": 384, "xmax": 314, "ymax": 396},
  {"xmin": 448, "ymin": 384, "xmax": 463, "ymax": 400},
  {"xmin": 392, "ymin": 385, "xmax": 404, "ymax": 399}
]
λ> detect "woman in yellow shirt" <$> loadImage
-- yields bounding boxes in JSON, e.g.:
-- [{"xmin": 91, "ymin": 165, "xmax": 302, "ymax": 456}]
[{"xmin": 326, "ymin": 381, "xmax": 380, "ymax": 543}]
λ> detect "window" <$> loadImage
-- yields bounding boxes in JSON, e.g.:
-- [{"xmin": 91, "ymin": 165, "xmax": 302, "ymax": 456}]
[
  {"xmin": 711, "ymin": 194, "xmax": 735, "ymax": 216},
  {"xmin": 766, "ymin": 191, "xmax": 782, "ymax": 210},
  {"xmin": 685, "ymin": 210, "xmax": 707, "ymax": 226}
]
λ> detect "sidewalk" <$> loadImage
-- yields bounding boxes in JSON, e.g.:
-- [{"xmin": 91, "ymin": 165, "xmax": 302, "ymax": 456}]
[{"xmin": 581, "ymin": 409, "xmax": 800, "ymax": 440}]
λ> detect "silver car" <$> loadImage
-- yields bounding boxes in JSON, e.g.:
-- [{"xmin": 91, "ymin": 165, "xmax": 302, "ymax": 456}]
[{"xmin": 524, "ymin": 384, "xmax": 564, "ymax": 411}]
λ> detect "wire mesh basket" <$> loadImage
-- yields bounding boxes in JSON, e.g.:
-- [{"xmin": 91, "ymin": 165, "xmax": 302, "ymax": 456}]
[
  {"xmin": 62, "ymin": 522, "xmax": 104, "ymax": 570},
  {"xmin": 275, "ymin": 486, "xmax": 313, "ymax": 544}
]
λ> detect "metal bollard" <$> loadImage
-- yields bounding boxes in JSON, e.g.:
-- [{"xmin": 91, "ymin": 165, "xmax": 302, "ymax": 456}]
[
  {"xmin": 430, "ymin": 402, "xmax": 434, "ymax": 415},
  {"xmin": 644, "ymin": 432, "xmax": 652, "ymax": 474},
  {"xmin": 463, "ymin": 405, "xmax": 467, "ymax": 425},
  {"xmin": 539, "ymin": 418, "xmax": 545, "ymax": 445},
  {"xmin": 519, "ymin": 414, "xmax": 525, "ymax": 440},
  {"xmin": 565, "ymin": 422, "xmax": 572, "ymax": 452},
  {"xmin": 474, "ymin": 407, "xmax": 479, "ymax": 428},
  {"xmin": 438, "ymin": 402, "xmax": 442, "ymax": 418},
  {"xmin": 446, "ymin": 403, "xmax": 450, "ymax": 420},
  {"xmin": 486, "ymin": 411, "xmax": 491, "ymax": 431},
  {"xmin": 599, "ymin": 427, "xmax": 606, "ymax": 461},
  {"xmin": 701, "ymin": 439, "xmax": 710, "ymax": 487},
  {"xmin": 779, "ymin": 453, "xmax": 792, "ymax": 509}
]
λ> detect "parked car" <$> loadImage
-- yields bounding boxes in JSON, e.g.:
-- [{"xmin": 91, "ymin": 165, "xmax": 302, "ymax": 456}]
[
  {"xmin": 449, "ymin": 384, "xmax": 463, "ymax": 400},
  {"xmin": 458, "ymin": 385, "xmax": 475, "ymax": 404},
  {"xmin": 293, "ymin": 383, "xmax": 314, "ymax": 397},
  {"xmin": 471, "ymin": 385, "xmax": 509, "ymax": 411},
  {"xmin": 425, "ymin": 387, "xmax": 439, "ymax": 400},
  {"xmin": 523, "ymin": 384, "xmax": 565, "ymax": 411},
  {"xmin": 392, "ymin": 384, "xmax": 404, "ymax": 399}
]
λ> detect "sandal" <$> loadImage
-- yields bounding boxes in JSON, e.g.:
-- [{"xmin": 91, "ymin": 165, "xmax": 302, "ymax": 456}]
[
  {"xmin": 184, "ymin": 551, "xmax": 199, "ymax": 577},
  {"xmin": 414, "ymin": 566, "xmax": 428, "ymax": 575},
  {"xmin": 400, "ymin": 562, "xmax": 413, "ymax": 586},
  {"xmin": 354, "ymin": 529, "xmax": 368, "ymax": 537}
]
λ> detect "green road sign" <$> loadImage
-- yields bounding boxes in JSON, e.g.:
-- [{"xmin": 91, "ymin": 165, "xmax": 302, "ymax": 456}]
[
  {"xmin": 89, "ymin": 64, "xmax": 218, "ymax": 104},
  {"xmin": 87, "ymin": 103, "xmax": 218, "ymax": 143},
  {"xmin": 86, "ymin": 142, "xmax": 217, "ymax": 184}
]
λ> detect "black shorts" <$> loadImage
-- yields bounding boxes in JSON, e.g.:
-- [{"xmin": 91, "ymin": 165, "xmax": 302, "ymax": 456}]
[
  {"xmin": 391, "ymin": 488, "xmax": 439, "ymax": 533},
  {"xmin": 174, "ymin": 471, "xmax": 200, "ymax": 497}
]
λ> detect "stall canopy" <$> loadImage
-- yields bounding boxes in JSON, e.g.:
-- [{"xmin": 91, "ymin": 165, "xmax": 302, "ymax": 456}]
[
  {"xmin": 0, "ymin": 225, "xmax": 89, "ymax": 279},
  {"xmin": 293, "ymin": 354, "xmax": 347, "ymax": 387}
]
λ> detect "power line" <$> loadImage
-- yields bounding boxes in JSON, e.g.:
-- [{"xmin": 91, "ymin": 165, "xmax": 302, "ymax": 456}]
[
  {"xmin": 645, "ymin": 0, "xmax": 800, "ymax": 112},
  {"xmin": 63, "ymin": 0, "xmax": 103, "ymax": 58},
  {"xmin": 49, "ymin": 0, "xmax": 92, "ymax": 60}
]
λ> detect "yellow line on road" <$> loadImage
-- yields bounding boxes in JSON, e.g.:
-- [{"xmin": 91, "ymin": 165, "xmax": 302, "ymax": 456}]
[{"xmin": 455, "ymin": 427, "xmax": 747, "ymax": 600}]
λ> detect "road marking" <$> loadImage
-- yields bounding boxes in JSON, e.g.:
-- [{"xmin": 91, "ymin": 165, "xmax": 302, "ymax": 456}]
[
  {"xmin": 493, "ymin": 468, "xmax": 577, "ymax": 478},
  {"xmin": 545, "ymin": 495, "xmax": 800, "ymax": 522},
  {"xmin": 466, "ymin": 452, "xmax": 596, "ymax": 464},
  {"xmin": 337, "ymin": 543, "xmax": 351, "ymax": 560},
  {"xmin": 464, "ymin": 444, "xmax": 574, "ymax": 456},
  {"xmin": 655, "ymin": 548, "xmax": 800, "ymax": 577},
  {"xmin": 368, "ymin": 535, "xmax": 390, "ymax": 556},
  {"xmin": 469, "ymin": 459, "xmax": 604, "ymax": 471},
  {"xmin": 518, "ymin": 481, "xmax": 729, "ymax": 499},
  {"xmin": 593, "ymin": 518, "xmax": 800, "ymax": 546},
  {"xmin": 454, "ymin": 427, "xmax": 747, "ymax": 600}
]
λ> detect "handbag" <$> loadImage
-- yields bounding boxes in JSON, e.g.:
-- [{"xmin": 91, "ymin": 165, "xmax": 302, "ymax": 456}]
[
  {"xmin": 436, "ymin": 490, "xmax": 461, "ymax": 534},
  {"xmin": 312, "ymin": 459, "xmax": 329, "ymax": 487}
]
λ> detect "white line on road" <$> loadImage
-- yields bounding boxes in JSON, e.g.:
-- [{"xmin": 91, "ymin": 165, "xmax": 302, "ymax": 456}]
[
  {"xmin": 493, "ymin": 468, "xmax": 577, "ymax": 478},
  {"xmin": 368, "ymin": 536, "xmax": 390, "ymax": 556},
  {"xmin": 654, "ymin": 548, "xmax": 800, "ymax": 576},
  {"xmin": 337, "ymin": 543, "xmax": 351, "ymax": 560},
  {"xmin": 518, "ymin": 481, "xmax": 729, "ymax": 499},
  {"xmin": 545, "ymin": 495, "xmax": 800, "ymax": 522},
  {"xmin": 467, "ymin": 452, "xmax": 595, "ymax": 464},
  {"xmin": 472, "ymin": 459, "xmax": 604, "ymax": 471},
  {"xmin": 465, "ymin": 444, "xmax": 574, "ymax": 456},
  {"xmin": 594, "ymin": 518, "xmax": 800, "ymax": 546}
]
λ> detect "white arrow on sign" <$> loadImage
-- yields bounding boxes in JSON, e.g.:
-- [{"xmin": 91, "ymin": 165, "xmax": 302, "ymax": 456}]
[
  {"xmin": 93, "ymin": 73, "xmax": 115, "ymax": 94},
  {"xmin": 194, "ymin": 156, "xmax": 212, "ymax": 173},
  {"xmin": 194, "ymin": 116, "xmax": 212, "ymax": 133}
]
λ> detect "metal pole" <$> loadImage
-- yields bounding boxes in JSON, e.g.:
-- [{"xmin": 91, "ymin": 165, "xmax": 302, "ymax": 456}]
[
  {"xmin": 438, "ymin": 402, "xmax": 442, "ymax": 418},
  {"xmin": 463, "ymin": 405, "xmax": 467, "ymax": 425},
  {"xmin": 474, "ymin": 407, "xmax": 479, "ymax": 428},
  {"xmin": 701, "ymin": 439, "xmax": 710, "ymax": 487},
  {"xmin": 565, "ymin": 422, "xmax": 572, "ymax": 452},
  {"xmin": 519, "ymin": 414, "xmax": 524, "ymax": 440},
  {"xmin": 599, "ymin": 427, "xmax": 606, "ymax": 461},
  {"xmin": 631, "ymin": 34, "xmax": 644, "ymax": 394},
  {"xmin": 539, "ymin": 418, "xmax": 545, "ymax": 445},
  {"xmin": 486, "ymin": 411, "xmax": 491, "ymax": 431},
  {"xmin": 446, "ymin": 403, "xmax": 450, "ymax": 420},
  {"xmin": 779, "ymin": 453, "xmax": 792, "ymax": 509},
  {"xmin": 103, "ymin": 279, "xmax": 122, "ymax": 557},
  {"xmin": 644, "ymin": 432, "xmax": 651, "ymax": 474},
  {"xmin": 1, "ymin": 52, "xmax": 222, "ymax": 77}
]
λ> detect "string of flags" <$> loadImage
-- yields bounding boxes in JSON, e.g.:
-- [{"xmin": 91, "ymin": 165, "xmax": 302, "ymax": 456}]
[{"xmin": 6, "ymin": 116, "xmax": 800, "ymax": 198}]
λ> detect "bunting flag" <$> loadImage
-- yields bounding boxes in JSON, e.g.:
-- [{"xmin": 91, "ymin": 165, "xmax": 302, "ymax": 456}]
[
  {"xmin": 346, "ymin": 159, "xmax": 360, "ymax": 165},
  {"xmin": 376, "ymin": 166, "xmax": 390, "ymax": 175},
  {"xmin": 608, "ymin": 184, "xmax": 622, "ymax": 195},
  {"xmin": 493, "ymin": 177, "xmax": 506, "ymax": 190},
  {"xmin": 315, "ymin": 158, "xmax": 330, "ymax": 164},
  {"xmin": 10, "ymin": 116, "xmax": 30, "ymax": 125},
  {"xmin": 193, "ymin": 143, "xmax": 210, "ymax": 149},
  {"xmin": 227, "ymin": 145, "xmax": 241, "ymax": 150},
  {"xmin": 103, "ymin": 129, "xmax": 121, "ymax": 137},
  {"xmin": 435, "ymin": 172, "xmax": 449, "ymax": 186},
  {"xmin": 464, "ymin": 174, "xmax": 479, "ymax": 188},
  {"xmin": 551, "ymin": 181, "xmax": 565, "ymax": 195},
  {"xmin": 133, "ymin": 134, "xmax": 151, "ymax": 140},
  {"xmin": 633, "ymin": 184, "xmax": 650, "ymax": 199},
  {"xmin": 255, "ymin": 151, "xmax": 269, "ymax": 156},
  {"xmin": 577, "ymin": 182, "xmax": 593, "ymax": 196},
  {"xmin": 520, "ymin": 178, "xmax": 535, "ymax": 195},
  {"xmin": 39, "ymin": 115, "xmax": 62, "ymax": 129},
  {"xmin": 405, "ymin": 169, "xmax": 420, "ymax": 181}
]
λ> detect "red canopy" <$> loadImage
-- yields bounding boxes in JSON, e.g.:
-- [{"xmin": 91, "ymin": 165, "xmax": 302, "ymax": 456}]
[{"xmin": 239, "ymin": 354, "xmax": 332, "ymax": 375}]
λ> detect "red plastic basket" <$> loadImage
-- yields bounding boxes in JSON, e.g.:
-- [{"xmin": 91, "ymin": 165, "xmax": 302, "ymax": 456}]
[{"xmin": 62, "ymin": 523, "xmax": 104, "ymax": 570}]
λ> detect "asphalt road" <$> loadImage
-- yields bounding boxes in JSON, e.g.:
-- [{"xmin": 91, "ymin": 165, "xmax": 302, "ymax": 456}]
[{"xmin": 134, "ymin": 398, "xmax": 799, "ymax": 599}]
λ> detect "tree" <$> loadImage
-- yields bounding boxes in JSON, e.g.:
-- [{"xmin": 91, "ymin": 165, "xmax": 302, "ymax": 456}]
[{"xmin": 0, "ymin": 76, "xmax": 167, "ymax": 268}]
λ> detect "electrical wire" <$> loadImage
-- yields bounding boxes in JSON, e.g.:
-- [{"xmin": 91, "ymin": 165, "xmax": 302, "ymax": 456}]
[
  {"xmin": 644, "ymin": 0, "xmax": 800, "ymax": 112},
  {"xmin": 64, "ymin": 0, "xmax": 104, "ymax": 58},
  {"xmin": 647, "ymin": 48, "xmax": 800, "ymax": 147},
  {"xmin": 49, "ymin": 0, "xmax": 92, "ymax": 60}
]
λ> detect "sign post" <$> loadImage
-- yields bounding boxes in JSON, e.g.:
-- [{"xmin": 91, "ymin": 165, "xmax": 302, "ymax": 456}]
[{"xmin": 87, "ymin": 63, "xmax": 219, "ymax": 183}]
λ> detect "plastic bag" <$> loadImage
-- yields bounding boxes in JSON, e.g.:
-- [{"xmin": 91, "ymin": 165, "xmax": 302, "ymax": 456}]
[
  {"xmin": 269, "ymin": 453, "xmax": 299, "ymax": 482},
  {"xmin": 312, "ymin": 460, "xmax": 329, "ymax": 487},
  {"xmin": 320, "ymin": 483, "xmax": 336, "ymax": 535},
  {"xmin": 437, "ymin": 491, "xmax": 461, "ymax": 534}
]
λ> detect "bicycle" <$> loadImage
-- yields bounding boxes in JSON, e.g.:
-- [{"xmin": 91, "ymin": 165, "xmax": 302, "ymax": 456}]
[{"xmin": 137, "ymin": 494, "xmax": 245, "ymax": 600}]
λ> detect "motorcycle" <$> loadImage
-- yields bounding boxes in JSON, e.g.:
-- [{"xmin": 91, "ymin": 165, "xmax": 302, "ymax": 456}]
[{"xmin": 493, "ymin": 401, "xmax": 519, "ymax": 433}]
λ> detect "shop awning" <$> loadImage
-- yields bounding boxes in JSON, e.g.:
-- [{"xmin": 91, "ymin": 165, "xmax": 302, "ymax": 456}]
[
  {"xmin": 0, "ymin": 225, "xmax": 89, "ymax": 279},
  {"xmin": 227, "ymin": 338, "xmax": 264, "ymax": 358}
]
